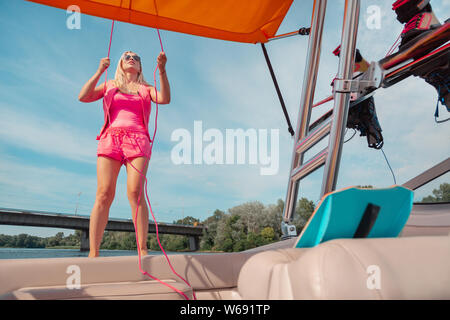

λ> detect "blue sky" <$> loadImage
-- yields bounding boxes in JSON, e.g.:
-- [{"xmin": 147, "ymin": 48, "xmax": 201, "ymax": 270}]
[{"xmin": 0, "ymin": 0, "xmax": 449, "ymax": 237}]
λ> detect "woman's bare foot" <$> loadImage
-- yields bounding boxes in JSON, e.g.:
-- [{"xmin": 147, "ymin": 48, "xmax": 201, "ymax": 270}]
[{"xmin": 88, "ymin": 251, "xmax": 99, "ymax": 258}]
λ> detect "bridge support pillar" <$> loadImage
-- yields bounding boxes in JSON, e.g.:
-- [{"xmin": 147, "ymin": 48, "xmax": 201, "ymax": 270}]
[
  {"xmin": 80, "ymin": 229, "xmax": 89, "ymax": 252},
  {"xmin": 189, "ymin": 236, "xmax": 199, "ymax": 251}
]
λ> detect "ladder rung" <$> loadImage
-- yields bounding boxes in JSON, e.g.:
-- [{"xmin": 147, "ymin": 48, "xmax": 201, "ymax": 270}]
[
  {"xmin": 309, "ymin": 109, "xmax": 332, "ymax": 132},
  {"xmin": 296, "ymin": 117, "xmax": 332, "ymax": 155},
  {"xmin": 291, "ymin": 148, "xmax": 328, "ymax": 182}
]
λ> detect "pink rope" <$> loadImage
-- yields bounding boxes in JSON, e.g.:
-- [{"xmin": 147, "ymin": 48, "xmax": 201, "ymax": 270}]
[
  {"xmin": 385, "ymin": 34, "xmax": 401, "ymax": 57},
  {"xmin": 102, "ymin": 0, "xmax": 196, "ymax": 300},
  {"xmin": 103, "ymin": 19, "xmax": 115, "ymax": 95}
]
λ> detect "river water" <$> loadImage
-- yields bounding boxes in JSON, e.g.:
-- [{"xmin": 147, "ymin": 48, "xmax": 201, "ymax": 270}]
[{"xmin": 0, "ymin": 247, "xmax": 207, "ymax": 259}]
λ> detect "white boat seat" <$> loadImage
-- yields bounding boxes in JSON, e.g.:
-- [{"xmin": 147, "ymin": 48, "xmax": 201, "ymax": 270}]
[
  {"xmin": 0, "ymin": 252, "xmax": 254, "ymax": 300},
  {"xmin": 237, "ymin": 234, "xmax": 450, "ymax": 299}
]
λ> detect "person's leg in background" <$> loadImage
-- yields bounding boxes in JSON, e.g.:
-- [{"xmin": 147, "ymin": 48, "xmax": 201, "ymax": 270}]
[{"xmin": 89, "ymin": 156, "xmax": 122, "ymax": 257}]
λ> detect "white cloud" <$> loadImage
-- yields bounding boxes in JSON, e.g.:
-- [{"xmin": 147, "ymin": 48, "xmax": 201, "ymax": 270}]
[
  {"xmin": 0, "ymin": 153, "xmax": 97, "ymax": 213},
  {"xmin": 0, "ymin": 104, "xmax": 97, "ymax": 164}
]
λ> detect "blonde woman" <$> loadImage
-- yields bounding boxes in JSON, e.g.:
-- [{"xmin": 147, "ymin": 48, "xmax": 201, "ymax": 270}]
[{"xmin": 78, "ymin": 51, "xmax": 170, "ymax": 257}]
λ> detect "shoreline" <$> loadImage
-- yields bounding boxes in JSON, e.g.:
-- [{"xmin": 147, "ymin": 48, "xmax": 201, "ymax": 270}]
[{"xmin": 0, "ymin": 246, "xmax": 225, "ymax": 253}]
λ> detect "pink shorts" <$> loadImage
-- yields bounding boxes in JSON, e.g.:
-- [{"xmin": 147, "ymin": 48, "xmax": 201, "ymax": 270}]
[{"xmin": 97, "ymin": 127, "xmax": 152, "ymax": 166}]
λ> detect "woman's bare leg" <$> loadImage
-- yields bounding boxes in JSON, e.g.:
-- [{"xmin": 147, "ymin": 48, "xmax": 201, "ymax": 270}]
[
  {"xmin": 126, "ymin": 156, "xmax": 150, "ymax": 256},
  {"xmin": 89, "ymin": 156, "xmax": 122, "ymax": 258}
]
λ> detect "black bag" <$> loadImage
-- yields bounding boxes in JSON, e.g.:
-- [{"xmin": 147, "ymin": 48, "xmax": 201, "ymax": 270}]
[{"xmin": 346, "ymin": 96, "xmax": 384, "ymax": 149}]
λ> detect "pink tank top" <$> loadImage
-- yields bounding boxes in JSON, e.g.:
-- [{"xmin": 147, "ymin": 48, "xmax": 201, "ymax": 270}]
[{"xmin": 106, "ymin": 91, "xmax": 147, "ymax": 133}]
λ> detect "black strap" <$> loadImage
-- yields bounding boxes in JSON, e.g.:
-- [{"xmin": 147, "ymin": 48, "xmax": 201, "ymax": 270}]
[
  {"xmin": 353, "ymin": 203, "xmax": 380, "ymax": 238},
  {"xmin": 261, "ymin": 43, "xmax": 295, "ymax": 137}
]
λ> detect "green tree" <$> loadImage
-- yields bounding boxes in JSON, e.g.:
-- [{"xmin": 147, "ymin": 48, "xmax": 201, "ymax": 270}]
[
  {"xmin": 15, "ymin": 234, "xmax": 27, "ymax": 247},
  {"xmin": 0, "ymin": 234, "xmax": 10, "ymax": 247},
  {"xmin": 174, "ymin": 216, "xmax": 200, "ymax": 226},
  {"xmin": 162, "ymin": 234, "xmax": 189, "ymax": 251},
  {"xmin": 221, "ymin": 238, "xmax": 233, "ymax": 252},
  {"xmin": 228, "ymin": 201, "xmax": 265, "ymax": 234},
  {"xmin": 292, "ymin": 197, "xmax": 315, "ymax": 234},
  {"xmin": 245, "ymin": 232, "xmax": 261, "ymax": 250},
  {"xmin": 148, "ymin": 234, "xmax": 160, "ymax": 251},
  {"xmin": 421, "ymin": 183, "xmax": 450, "ymax": 203},
  {"xmin": 200, "ymin": 209, "xmax": 225, "ymax": 251},
  {"xmin": 214, "ymin": 214, "xmax": 242, "ymax": 252},
  {"xmin": 199, "ymin": 197, "xmax": 315, "ymax": 252},
  {"xmin": 260, "ymin": 226, "xmax": 275, "ymax": 244},
  {"xmin": 259, "ymin": 199, "xmax": 284, "ymax": 241}
]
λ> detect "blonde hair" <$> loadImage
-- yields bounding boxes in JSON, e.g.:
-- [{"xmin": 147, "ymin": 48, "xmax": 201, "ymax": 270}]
[{"xmin": 112, "ymin": 51, "xmax": 151, "ymax": 90}]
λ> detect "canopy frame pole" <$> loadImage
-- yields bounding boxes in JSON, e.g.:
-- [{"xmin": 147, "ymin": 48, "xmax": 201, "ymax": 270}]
[
  {"xmin": 267, "ymin": 27, "xmax": 311, "ymax": 42},
  {"xmin": 282, "ymin": 0, "xmax": 328, "ymax": 232},
  {"xmin": 261, "ymin": 43, "xmax": 295, "ymax": 137},
  {"xmin": 321, "ymin": 0, "xmax": 360, "ymax": 195}
]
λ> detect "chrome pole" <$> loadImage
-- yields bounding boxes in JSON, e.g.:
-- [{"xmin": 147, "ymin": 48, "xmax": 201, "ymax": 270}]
[
  {"xmin": 321, "ymin": 0, "xmax": 360, "ymax": 195},
  {"xmin": 283, "ymin": 0, "xmax": 327, "ymax": 223}
]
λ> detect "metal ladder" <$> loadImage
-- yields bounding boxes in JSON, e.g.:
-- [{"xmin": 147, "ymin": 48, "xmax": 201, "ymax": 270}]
[
  {"xmin": 281, "ymin": 0, "xmax": 449, "ymax": 238},
  {"xmin": 281, "ymin": 0, "xmax": 361, "ymax": 238}
]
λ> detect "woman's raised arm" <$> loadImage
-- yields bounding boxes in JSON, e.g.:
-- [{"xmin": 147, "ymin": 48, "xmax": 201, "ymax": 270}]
[
  {"xmin": 78, "ymin": 57, "xmax": 111, "ymax": 103},
  {"xmin": 149, "ymin": 52, "xmax": 170, "ymax": 104}
]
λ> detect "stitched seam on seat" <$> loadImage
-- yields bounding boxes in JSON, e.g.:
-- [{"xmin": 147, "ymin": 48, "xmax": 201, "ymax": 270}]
[
  {"xmin": 266, "ymin": 251, "xmax": 287, "ymax": 300},
  {"xmin": 272, "ymin": 250, "xmax": 296, "ymax": 299},
  {"xmin": 281, "ymin": 263, "xmax": 294, "ymax": 299},
  {"xmin": 318, "ymin": 245, "xmax": 324, "ymax": 299},
  {"xmin": 257, "ymin": 250, "xmax": 290, "ymax": 300}
]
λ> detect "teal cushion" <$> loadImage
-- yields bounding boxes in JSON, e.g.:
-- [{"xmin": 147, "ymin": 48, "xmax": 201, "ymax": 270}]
[{"xmin": 295, "ymin": 186, "xmax": 414, "ymax": 248}]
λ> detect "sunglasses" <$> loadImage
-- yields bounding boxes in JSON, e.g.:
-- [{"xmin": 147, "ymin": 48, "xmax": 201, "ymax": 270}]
[{"xmin": 123, "ymin": 54, "xmax": 141, "ymax": 62}]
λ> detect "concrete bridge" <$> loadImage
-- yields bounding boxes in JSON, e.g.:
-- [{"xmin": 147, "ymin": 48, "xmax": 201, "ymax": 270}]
[{"xmin": 0, "ymin": 207, "xmax": 204, "ymax": 251}]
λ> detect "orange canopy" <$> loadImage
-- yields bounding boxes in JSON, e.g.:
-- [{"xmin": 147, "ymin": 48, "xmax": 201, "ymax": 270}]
[{"xmin": 27, "ymin": 0, "xmax": 294, "ymax": 43}]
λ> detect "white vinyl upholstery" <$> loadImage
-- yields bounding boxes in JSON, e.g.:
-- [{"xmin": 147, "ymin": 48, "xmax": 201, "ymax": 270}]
[
  {"xmin": 1, "ymin": 233, "xmax": 449, "ymax": 299},
  {"xmin": 237, "ymin": 235, "xmax": 450, "ymax": 299},
  {"xmin": 0, "ymin": 252, "xmax": 254, "ymax": 300}
]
